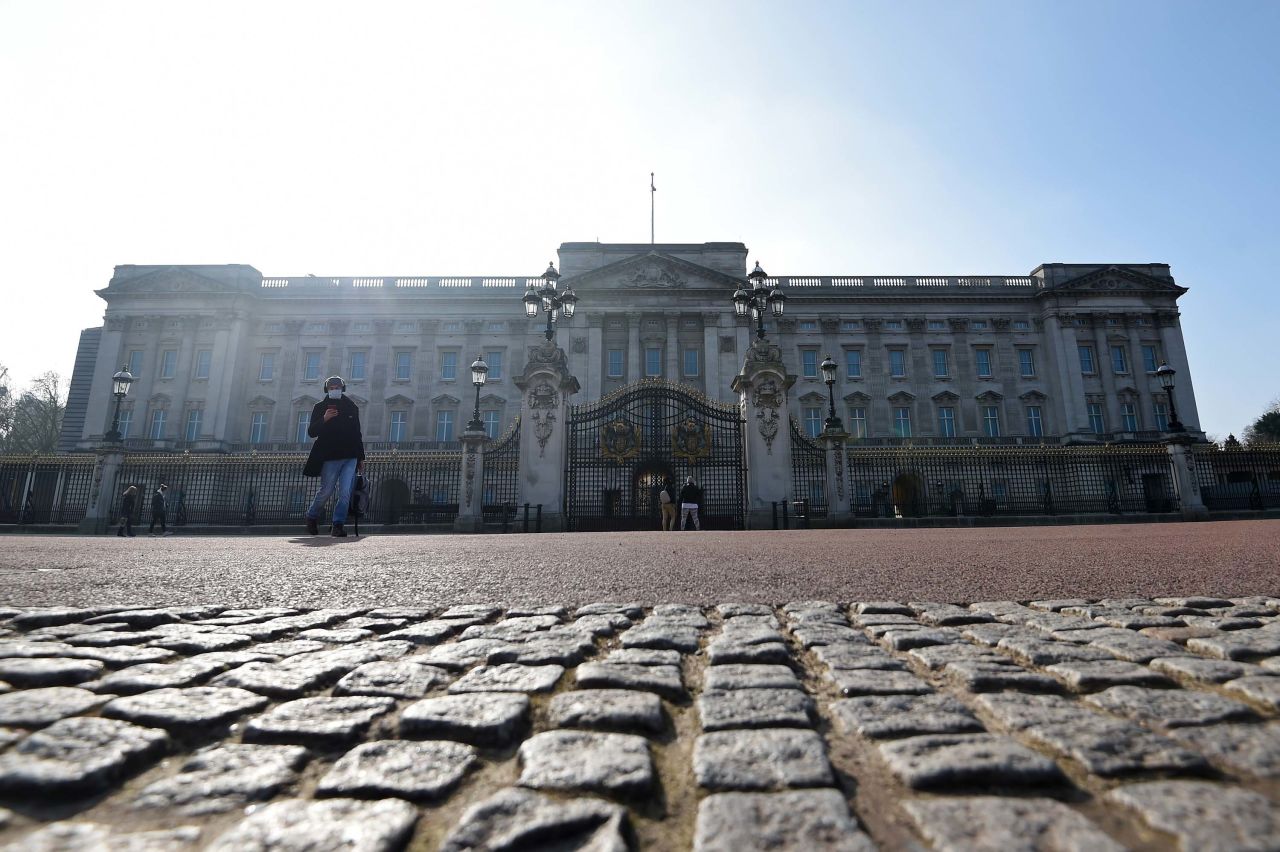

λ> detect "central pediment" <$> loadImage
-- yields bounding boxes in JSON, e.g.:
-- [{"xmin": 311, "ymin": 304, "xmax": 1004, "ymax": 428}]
[{"xmin": 561, "ymin": 251, "xmax": 746, "ymax": 291}]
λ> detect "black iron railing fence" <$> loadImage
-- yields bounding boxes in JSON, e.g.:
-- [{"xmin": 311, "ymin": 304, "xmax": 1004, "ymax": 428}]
[
  {"xmin": 845, "ymin": 443, "xmax": 1180, "ymax": 518},
  {"xmin": 482, "ymin": 418, "xmax": 520, "ymax": 524},
  {"xmin": 1193, "ymin": 444, "xmax": 1280, "ymax": 510},
  {"xmin": 0, "ymin": 454, "xmax": 97, "ymax": 524}
]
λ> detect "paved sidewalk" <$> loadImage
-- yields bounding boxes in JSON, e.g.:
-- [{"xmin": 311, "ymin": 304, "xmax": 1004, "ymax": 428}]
[{"xmin": 0, "ymin": 599, "xmax": 1278, "ymax": 850}]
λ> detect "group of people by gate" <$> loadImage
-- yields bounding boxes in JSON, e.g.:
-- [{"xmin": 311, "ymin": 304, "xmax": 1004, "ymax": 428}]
[{"xmin": 658, "ymin": 476, "xmax": 704, "ymax": 531}]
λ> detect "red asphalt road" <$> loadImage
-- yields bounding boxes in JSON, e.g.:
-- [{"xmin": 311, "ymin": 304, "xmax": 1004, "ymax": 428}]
[{"xmin": 1, "ymin": 520, "xmax": 1278, "ymax": 608}]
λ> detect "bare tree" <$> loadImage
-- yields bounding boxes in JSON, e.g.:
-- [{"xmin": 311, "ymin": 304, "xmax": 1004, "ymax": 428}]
[
  {"xmin": 1242, "ymin": 396, "xmax": 1280, "ymax": 445},
  {"xmin": 2, "ymin": 371, "xmax": 66, "ymax": 453},
  {"xmin": 0, "ymin": 364, "xmax": 15, "ymax": 451}
]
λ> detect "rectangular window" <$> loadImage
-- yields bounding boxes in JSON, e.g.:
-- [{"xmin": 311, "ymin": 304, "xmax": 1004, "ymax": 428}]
[
  {"xmin": 194, "ymin": 349, "xmax": 211, "ymax": 380},
  {"xmin": 159, "ymin": 350, "xmax": 177, "ymax": 379},
  {"xmin": 1153, "ymin": 401, "xmax": 1169, "ymax": 431},
  {"xmin": 1121, "ymin": 402, "xmax": 1138, "ymax": 432},
  {"xmin": 258, "ymin": 353, "xmax": 275, "ymax": 381},
  {"xmin": 118, "ymin": 409, "xmax": 132, "ymax": 439},
  {"xmin": 889, "ymin": 349, "xmax": 907, "ymax": 378},
  {"xmin": 1142, "ymin": 345, "xmax": 1160, "ymax": 373},
  {"xmin": 971, "ymin": 320, "xmax": 988, "ymax": 330},
  {"xmin": 607, "ymin": 349, "xmax": 624, "ymax": 378},
  {"xmin": 842, "ymin": 320, "xmax": 861, "ymax": 331},
  {"xmin": 1018, "ymin": 349, "xmax": 1035, "ymax": 377},
  {"xmin": 249, "ymin": 412, "xmax": 267, "ymax": 444},
  {"xmin": 184, "ymin": 409, "xmax": 202, "ymax": 442},
  {"xmin": 150, "ymin": 409, "xmax": 166, "ymax": 440},
  {"xmin": 645, "ymin": 347, "xmax": 661, "ymax": 377},
  {"xmin": 683, "ymin": 348, "xmax": 700, "ymax": 377},
  {"xmin": 482, "ymin": 410, "xmax": 500, "ymax": 439},
  {"xmin": 486, "ymin": 321, "xmax": 505, "ymax": 332},
  {"xmin": 982, "ymin": 405, "xmax": 1001, "ymax": 437},
  {"xmin": 884, "ymin": 320, "xmax": 903, "ymax": 331},
  {"xmin": 442, "ymin": 321, "xmax": 460, "ymax": 332},
  {"xmin": 485, "ymin": 350, "xmax": 503, "ymax": 380},
  {"xmin": 893, "ymin": 407, "xmax": 912, "ymax": 438},
  {"xmin": 928, "ymin": 320, "xmax": 946, "ymax": 331},
  {"xmin": 1111, "ymin": 345, "xmax": 1128, "ymax": 374},
  {"xmin": 395, "ymin": 351, "xmax": 411, "ymax": 381},
  {"xmin": 303, "ymin": 351, "xmax": 322, "ymax": 382},
  {"xmin": 799, "ymin": 320, "xmax": 818, "ymax": 331},
  {"xmin": 440, "ymin": 351, "xmax": 458, "ymax": 380},
  {"xmin": 848, "ymin": 407, "xmax": 867, "ymax": 439},
  {"xmin": 389, "ymin": 411, "xmax": 407, "ymax": 443},
  {"xmin": 1079, "ymin": 345, "xmax": 1095, "ymax": 374},
  {"xmin": 1027, "ymin": 406, "xmax": 1044, "ymax": 437},
  {"xmin": 937, "ymin": 406, "xmax": 956, "ymax": 438},
  {"xmin": 932, "ymin": 349, "xmax": 948, "ymax": 378},
  {"xmin": 845, "ymin": 350, "xmax": 862, "ymax": 378},
  {"xmin": 127, "ymin": 350, "xmax": 144, "ymax": 378},
  {"xmin": 1088, "ymin": 402, "xmax": 1106, "ymax": 435},
  {"xmin": 435, "ymin": 410, "xmax": 454, "ymax": 442},
  {"xmin": 975, "ymin": 348, "xmax": 993, "ymax": 377},
  {"xmin": 296, "ymin": 411, "xmax": 310, "ymax": 443},
  {"xmin": 1013, "ymin": 320, "xmax": 1030, "ymax": 331},
  {"xmin": 349, "ymin": 351, "xmax": 367, "ymax": 381},
  {"xmin": 804, "ymin": 407, "xmax": 822, "ymax": 438},
  {"xmin": 801, "ymin": 350, "xmax": 818, "ymax": 378}
]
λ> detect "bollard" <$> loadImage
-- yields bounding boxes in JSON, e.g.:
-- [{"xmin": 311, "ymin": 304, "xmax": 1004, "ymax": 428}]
[
  {"xmin": 536, "ymin": 504, "xmax": 543, "ymax": 533},
  {"xmin": 771, "ymin": 501, "xmax": 779, "ymax": 530},
  {"xmin": 781, "ymin": 500, "xmax": 790, "ymax": 530},
  {"xmin": 794, "ymin": 500, "xmax": 810, "ymax": 530},
  {"xmin": 523, "ymin": 503, "xmax": 531, "ymax": 534}
]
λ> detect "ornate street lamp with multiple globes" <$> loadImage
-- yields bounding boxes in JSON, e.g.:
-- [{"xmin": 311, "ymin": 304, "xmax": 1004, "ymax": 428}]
[
  {"xmin": 732, "ymin": 262, "xmax": 786, "ymax": 340},
  {"xmin": 1155, "ymin": 363, "xmax": 1186, "ymax": 433},
  {"xmin": 819, "ymin": 354, "xmax": 844, "ymax": 432},
  {"xmin": 467, "ymin": 355, "xmax": 488, "ymax": 433},
  {"xmin": 104, "ymin": 366, "xmax": 135, "ymax": 443},
  {"xmin": 522, "ymin": 263, "xmax": 578, "ymax": 342}
]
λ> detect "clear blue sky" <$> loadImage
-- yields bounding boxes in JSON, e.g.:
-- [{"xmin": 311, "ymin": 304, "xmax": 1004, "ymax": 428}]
[{"xmin": 2, "ymin": 1, "xmax": 1277, "ymax": 437}]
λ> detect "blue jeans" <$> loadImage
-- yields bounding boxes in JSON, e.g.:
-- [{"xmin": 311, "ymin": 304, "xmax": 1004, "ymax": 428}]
[{"xmin": 306, "ymin": 458, "xmax": 358, "ymax": 525}]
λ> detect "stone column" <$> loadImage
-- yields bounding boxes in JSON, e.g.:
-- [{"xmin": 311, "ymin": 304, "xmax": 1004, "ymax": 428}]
[
  {"xmin": 78, "ymin": 448, "xmax": 126, "ymax": 534},
  {"xmin": 626, "ymin": 313, "xmax": 641, "ymax": 384},
  {"xmin": 702, "ymin": 312, "xmax": 722, "ymax": 398},
  {"xmin": 453, "ymin": 427, "xmax": 487, "ymax": 533},
  {"xmin": 732, "ymin": 339, "xmax": 797, "ymax": 529},
  {"xmin": 665, "ymin": 315, "xmax": 679, "ymax": 382},
  {"xmin": 514, "ymin": 339, "xmax": 580, "ymax": 532},
  {"xmin": 586, "ymin": 315, "xmax": 604, "ymax": 402},
  {"xmin": 1093, "ymin": 317, "xmax": 1121, "ymax": 432},
  {"xmin": 1157, "ymin": 311, "xmax": 1202, "ymax": 433},
  {"xmin": 84, "ymin": 316, "xmax": 128, "ymax": 442},
  {"xmin": 1050, "ymin": 313, "xmax": 1089, "ymax": 436},
  {"xmin": 1166, "ymin": 435, "xmax": 1208, "ymax": 520},
  {"xmin": 821, "ymin": 425, "xmax": 852, "ymax": 523}
]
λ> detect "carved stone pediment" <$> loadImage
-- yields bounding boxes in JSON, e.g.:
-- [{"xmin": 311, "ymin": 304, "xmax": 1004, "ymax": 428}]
[
  {"xmin": 345, "ymin": 394, "xmax": 369, "ymax": 406},
  {"xmin": 149, "ymin": 392, "xmax": 172, "ymax": 405},
  {"xmin": 1018, "ymin": 390, "xmax": 1047, "ymax": 402},
  {"xmin": 843, "ymin": 391, "xmax": 871, "ymax": 403},
  {"xmin": 798, "ymin": 391, "xmax": 827, "ymax": 404},
  {"xmin": 479, "ymin": 393, "xmax": 507, "ymax": 406},
  {"xmin": 931, "ymin": 390, "xmax": 960, "ymax": 402},
  {"xmin": 431, "ymin": 394, "xmax": 461, "ymax": 406},
  {"xmin": 246, "ymin": 395, "xmax": 275, "ymax": 408},
  {"xmin": 104, "ymin": 265, "xmax": 250, "ymax": 295},
  {"xmin": 975, "ymin": 390, "xmax": 1004, "ymax": 403},
  {"xmin": 1052, "ymin": 265, "xmax": 1185, "ymax": 295},
  {"xmin": 887, "ymin": 391, "xmax": 916, "ymax": 403},
  {"xmin": 292, "ymin": 394, "xmax": 320, "ymax": 406},
  {"xmin": 562, "ymin": 251, "xmax": 744, "ymax": 291},
  {"xmin": 385, "ymin": 394, "xmax": 415, "ymax": 406}
]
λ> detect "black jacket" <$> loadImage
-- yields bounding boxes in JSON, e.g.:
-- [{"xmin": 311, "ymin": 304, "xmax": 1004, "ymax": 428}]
[
  {"xmin": 151, "ymin": 490, "xmax": 166, "ymax": 514},
  {"xmin": 303, "ymin": 395, "xmax": 365, "ymax": 477},
  {"xmin": 678, "ymin": 483, "xmax": 703, "ymax": 505}
]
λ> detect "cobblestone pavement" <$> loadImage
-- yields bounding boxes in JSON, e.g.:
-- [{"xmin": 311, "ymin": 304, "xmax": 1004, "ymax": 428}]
[{"xmin": 0, "ymin": 599, "xmax": 1278, "ymax": 850}]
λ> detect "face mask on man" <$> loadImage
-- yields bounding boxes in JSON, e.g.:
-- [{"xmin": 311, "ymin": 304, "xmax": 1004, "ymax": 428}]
[{"xmin": 327, "ymin": 389, "xmax": 342, "ymax": 400}]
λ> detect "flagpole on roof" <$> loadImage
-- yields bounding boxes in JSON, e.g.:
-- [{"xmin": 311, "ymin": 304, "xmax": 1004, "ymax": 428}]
[{"xmin": 650, "ymin": 172, "xmax": 655, "ymax": 246}]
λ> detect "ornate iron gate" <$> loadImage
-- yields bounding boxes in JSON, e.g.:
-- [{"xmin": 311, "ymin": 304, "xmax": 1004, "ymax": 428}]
[
  {"xmin": 565, "ymin": 380, "xmax": 745, "ymax": 531},
  {"xmin": 790, "ymin": 418, "xmax": 829, "ymax": 517},
  {"xmin": 482, "ymin": 416, "xmax": 520, "ymax": 523}
]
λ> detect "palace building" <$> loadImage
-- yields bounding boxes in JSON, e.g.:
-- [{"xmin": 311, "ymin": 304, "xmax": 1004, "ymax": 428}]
[{"xmin": 60, "ymin": 241, "xmax": 1202, "ymax": 454}]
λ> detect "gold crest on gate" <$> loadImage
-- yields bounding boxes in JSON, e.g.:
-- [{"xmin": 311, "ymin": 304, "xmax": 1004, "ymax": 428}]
[
  {"xmin": 672, "ymin": 418, "xmax": 712, "ymax": 463},
  {"xmin": 600, "ymin": 418, "xmax": 641, "ymax": 463}
]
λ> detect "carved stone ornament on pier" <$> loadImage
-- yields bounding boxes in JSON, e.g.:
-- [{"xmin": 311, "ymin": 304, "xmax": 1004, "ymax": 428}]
[
  {"xmin": 752, "ymin": 378, "xmax": 784, "ymax": 455},
  {"xmin": 527, "ymin": 340, "xmax": 570, "ymax": 371},
  {"xmin": 464, "ymin": 448, "xmax": 477, "ymax": 506},
  {"xmin": 626, "ymin": 264, "xmax": 686, "ymax": 289},
  {"xmin": 528, "ymin": 382, "xmax": 560, "ymax": 458}
]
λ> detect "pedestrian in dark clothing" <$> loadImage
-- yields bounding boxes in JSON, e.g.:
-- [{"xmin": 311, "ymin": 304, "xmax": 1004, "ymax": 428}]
[
  {"xmin": 117, "ymin": 485, "xmax": 138, "ymax": 537},
  {"xmin": 149, "ymin": 484, "xmax": 170, "ymax": 535},
  {"xmin": 678, "ymin": 476, "xmax": 703, "ymax": 530},
  {"xmin": 303, "ymin": 376, "xmax": 365, "ymax": 537}
]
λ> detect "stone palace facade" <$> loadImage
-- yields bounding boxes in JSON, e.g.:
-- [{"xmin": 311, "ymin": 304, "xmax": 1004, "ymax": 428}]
[{"xmin": 60, "ymin": 241, "xmax": 1202, "ymax": 453}]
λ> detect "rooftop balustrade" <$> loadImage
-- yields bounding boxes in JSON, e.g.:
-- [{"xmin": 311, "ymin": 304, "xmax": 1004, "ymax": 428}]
[{"xmin": 257, "ymin": 274, "xmax": 1042, "ymax": 293}]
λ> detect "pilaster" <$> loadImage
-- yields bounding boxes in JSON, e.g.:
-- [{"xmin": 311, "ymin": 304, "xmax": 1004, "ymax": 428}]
[
  {"xmin": 453, "ymin": 428, "xmax": 487, "ymax": 532},
  {"xmin": 514, "ymin": 339, "xmax": 580, "ymax": 531},
  {"xmin": 732, "ymin": 339, "xmax": 797, "ymax": 529}
]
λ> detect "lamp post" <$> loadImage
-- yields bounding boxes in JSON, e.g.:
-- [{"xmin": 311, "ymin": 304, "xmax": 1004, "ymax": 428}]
[
  {"xmin": 732, "ymin": 262, "xmax": 787, "ymax": 340},
  {"xmin": 104, "ymin": 366, "xmax": 134, "ymax": 443},
  {"xmin": 522, "ymin": 263, "xmax": 578, "ymax": 342},
  {"xmin": 819, "ymin": 354, "xmax": 843, "ymax": 432},
  {"xmin": 467, "ymin": 355, "xmax": 488, "ymax": 433},
  {"xmin": 1155, "ymin": 363, "xmax": 1185, "ymax": 433}
]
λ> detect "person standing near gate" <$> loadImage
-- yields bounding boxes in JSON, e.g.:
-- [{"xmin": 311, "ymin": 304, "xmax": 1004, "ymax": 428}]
[
  {"xmin": 659, "ymin": 476, "xmax": 676, "ymax": 531},
  {"xmin": 679, "ymin": 476, "xmax": 703, "ymax": 531},
  {"xmin": 149, "ymin": 483, "xmax": 171, "ymax": 536},
  {"xmin": 117, "ymin": 485, "xmax": 138, "ymax": 537},
  {"xmin": 303, "ymin": 376, "xmax": 365, "ymax": 537}
]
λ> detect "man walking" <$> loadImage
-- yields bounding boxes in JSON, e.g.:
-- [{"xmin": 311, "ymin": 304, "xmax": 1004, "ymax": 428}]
[
  {"xmin": 678, "ymin": 476, "xmax": 703, "ymax": 531},
  {"xmin": 149, "ymin": 483, "xmax": 171, "ymax": 536},
  {"xmin": 659, "ymin": 476, "xmax": 676, "ymax": 531},
  {"xmin": 303, "ymin": 376, "xmax": 365, "ymax": 537}
]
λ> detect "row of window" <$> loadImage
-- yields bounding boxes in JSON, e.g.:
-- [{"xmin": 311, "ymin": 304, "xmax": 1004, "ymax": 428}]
[
  {"xmin": 262, "ymin": 320, "xmax": 508, "ymax": 334},
  {"xmin": 795, "ymin": 318, "xmax": 1033, "ymax": 332},
  {"xmin": 126, "ymin": 349, "xmax": 213, "ymax": 381},
  {"xmin": 799, "ymin": 399, "xmax": 1172, "ymax": 440},
  {"xmin": 801, "ymin": 343, "xmax": 1162, "ymax": 381},
  {"xmin": 256, "ymin": 350, "xmax": 504, "ymax": 384},
  {"xmin": 606, "ymin": 348, "xmax": 701, "ymax": 379},
  {"xmin": 114, "ymin": 407, "xmax": 506, "ymax": 443}
]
